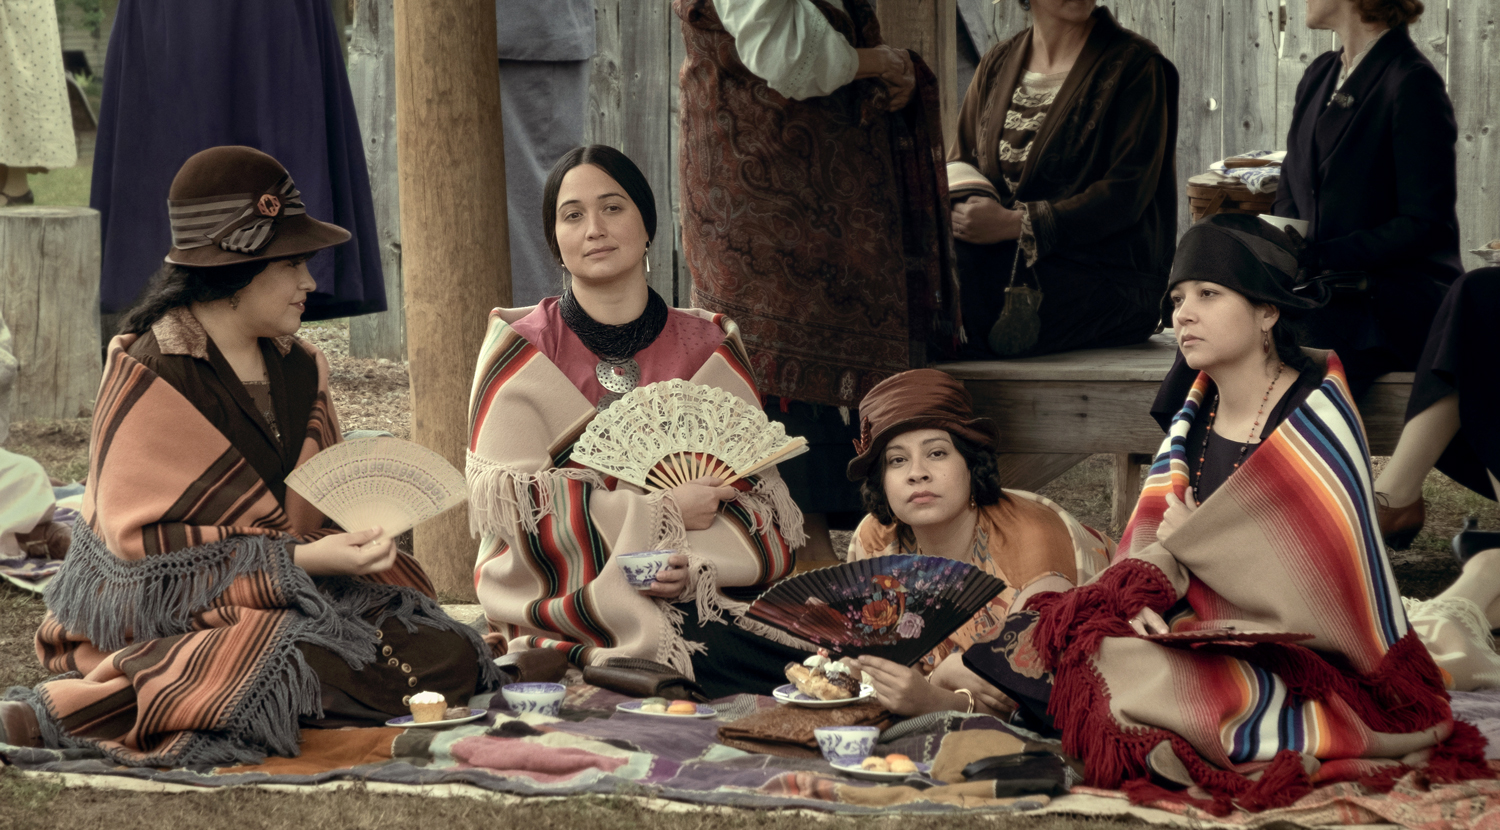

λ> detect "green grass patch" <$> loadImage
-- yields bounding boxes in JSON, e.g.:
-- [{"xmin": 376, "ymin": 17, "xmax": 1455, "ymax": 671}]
[{"xmin": 29, "ymin": 164, "xmax": 92, "ymax": 208}]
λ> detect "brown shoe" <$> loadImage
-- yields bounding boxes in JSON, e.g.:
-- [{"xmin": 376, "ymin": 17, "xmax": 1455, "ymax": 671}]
[
  {"xmin": 0, "ymin": 700, "xmax": 43, "ymax": 748},
  {"xmin": 1375, "ymin": 493, "xmax": 1425, "ymax": 550},
  {"xmin": 17, "ymin": 521, "xmax": 72, "ymax": 560}
]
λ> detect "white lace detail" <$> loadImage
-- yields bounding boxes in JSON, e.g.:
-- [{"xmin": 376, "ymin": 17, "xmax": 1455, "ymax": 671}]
[
  {"xmin": 1005, "ymin": 109, "xmax": 1048, "ymax": 131},
  {"xmin": 996, "ymin": 139, "xmax": 1033, "ymax": 164},
  {"xmin": 1011, "ymin": 88, "xmax": 1058, "ymax": 108}
]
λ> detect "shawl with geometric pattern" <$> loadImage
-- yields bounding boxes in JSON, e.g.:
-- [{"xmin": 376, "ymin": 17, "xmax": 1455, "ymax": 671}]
[
  {"xmin": 1006, "ymin": 353, "xmax": 1491, "ymax": 813},
  {"xmin": 13, "ymin": 332, "xmax": 499, "ymax": 767},
  {"xmin": 467, "ymin": 308, "xmax": 808, "ymax": 678}
]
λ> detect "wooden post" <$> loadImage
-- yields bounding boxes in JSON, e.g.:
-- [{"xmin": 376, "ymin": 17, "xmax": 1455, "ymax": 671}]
[
  {"xmin": 1111, "ymin": 453, "xmax": 1152, "ymax": 533},
  {"xmin": 349, "ymin": 0, "xmax": 406, "ymax": 360},
  {"xmin": 394, "ymin": 0, "xmax": 508, "ymax": 599},
  {"xmin": 876, "ymin": 0, "xmax": 959, "ymax": 143},
  {"xmin": 0, "ymin": 207, "xmax": 102, "ymax": 422}
]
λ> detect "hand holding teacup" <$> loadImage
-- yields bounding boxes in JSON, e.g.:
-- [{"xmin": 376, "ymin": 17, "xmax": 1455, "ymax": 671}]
[{"xmin": 617, "ymin": 549, "xmax": 690, "ymax": 600}]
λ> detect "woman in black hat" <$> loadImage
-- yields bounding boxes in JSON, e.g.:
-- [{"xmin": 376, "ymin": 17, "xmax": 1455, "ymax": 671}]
[{"xmin": 0, "ymin": 147, "xmax": 514, "ymax": 764}]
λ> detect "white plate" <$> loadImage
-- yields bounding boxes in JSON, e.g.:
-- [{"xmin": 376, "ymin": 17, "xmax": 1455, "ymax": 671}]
[
  {"xmin": 830, "ymin": 759, "xmax": 932, "ymax": 781},
  {"xmin": 615, "ymin": 700, "xmax": 717, "ymax": 718},
  {"xmin": 1468, "ymin": 247, "xmax": 1500, "ymax": 265},
  {"xmin": 385, "ymin": 708, "xmax": 486, "ymax": 728},
  {"xmin": 772, "ymin": 683, "xmax": 876, "ymax": 708}
]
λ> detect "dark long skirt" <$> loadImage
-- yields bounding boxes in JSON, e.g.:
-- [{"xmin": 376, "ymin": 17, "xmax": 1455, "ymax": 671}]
[
  {"xmin": 764, "ymin": 396, "xmax": 864, "ymax": 518},
  {"xmin": 1298, "ymin": 274, "xmax": 1446, "ymax": 400},
  {"xmin": 91, "ymin": 0, "xmax": 385, "ymax": 320},
  {"xmin": 1405, "ymin": 266, "xmax": 1500, "ymax": 499},
  {"xmin": 679, "ymin": 592, "xmax": 811, "ymax": 700},
  {"xmin": 954, "ymin": 238, "xmax": 1162, "ymax": 360}
]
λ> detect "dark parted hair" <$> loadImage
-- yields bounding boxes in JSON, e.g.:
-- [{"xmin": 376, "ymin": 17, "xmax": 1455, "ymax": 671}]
[
  {"xmin": 859, "ymin": 431, "xmax": 1006, "ymax": 526},
  {"xmin": 117, "ymin": 256, "xmax": 304, "ymax": 335},
  {"xmin": 1354, "ymin": 0, "xmax": 1423, "ymax": 28},
  {"xmin": 541, "ymin": 144, "xmax": 658, "ymax": 266}
]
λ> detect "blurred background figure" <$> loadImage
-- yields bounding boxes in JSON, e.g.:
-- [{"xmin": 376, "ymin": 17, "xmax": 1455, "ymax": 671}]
[
  {"xmin": 90, "ymin": 0, "xmax": 385, "ymax": 324},
  {"xmin": 675, "ymin": 0, "xmax": 956, "ymax": 563},
  {"xmin": 0, "ymin": 0, "xmax": 77, "ymax": 205},
  {"xmin": 494, "ymin": 0, "xmax": 595, "ymax": 306}
]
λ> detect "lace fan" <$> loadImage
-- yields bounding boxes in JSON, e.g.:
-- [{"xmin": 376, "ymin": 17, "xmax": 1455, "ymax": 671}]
[
  {"xmin": 569, "ymin": 379, "xmax": 808, "ymax": 490},
  {"xmin": 745, "ymin": 555, "xmax": 1006, "ymax": 666},
  {"xmin": 284, "ymin": 437, "xmax": 467, "ymax": 540}
]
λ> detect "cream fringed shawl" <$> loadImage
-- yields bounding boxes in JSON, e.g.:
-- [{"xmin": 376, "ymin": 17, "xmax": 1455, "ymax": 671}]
[{"xmin": 467, "ymin": 308, "xmax": 808, "ymax": 676}]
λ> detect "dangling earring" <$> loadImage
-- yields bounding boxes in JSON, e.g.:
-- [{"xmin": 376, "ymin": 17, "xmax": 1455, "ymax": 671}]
[
  {"xmin": 643, "ymin": 242, "xmax": 651, "ymax": 274},
  {"xmin": 969, "ymin": 494, "xmax": 977, "ymax": 509},
  {"xmin": 1263, "ymin": 330, "xmax": 1272, "ymax": 354}
]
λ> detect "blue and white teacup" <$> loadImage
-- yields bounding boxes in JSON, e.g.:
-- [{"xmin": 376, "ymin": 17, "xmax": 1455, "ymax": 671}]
[
  {"xmin": 501, "ymin": 682, "xmax": 566, "ymax": 716},
  {"xmin": 616, "ymin": 549, "xmax": 676, "ymax": 589},
  {"xmin": 813, "ymin": 725, "xmax": 880, "ymax": 764}
]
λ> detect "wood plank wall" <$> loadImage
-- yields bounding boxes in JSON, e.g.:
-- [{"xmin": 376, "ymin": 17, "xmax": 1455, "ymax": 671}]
[{"xmin": 354, "ymin": 0, "xmax": 1499, "ymax": 349}]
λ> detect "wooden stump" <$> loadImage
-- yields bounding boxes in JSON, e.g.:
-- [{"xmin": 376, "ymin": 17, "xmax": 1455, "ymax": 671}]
[{"xmin": 0, "ymin": 206, "xmax": 102, "ymax": 421}]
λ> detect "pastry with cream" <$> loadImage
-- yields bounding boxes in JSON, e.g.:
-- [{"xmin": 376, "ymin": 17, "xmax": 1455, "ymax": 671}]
[
  {"xmin": 409, "ymin": 691, "xmax": 448, "ymax": 723},
  {"xmin": 784, "ymin": 650, "xmax": 861, "ymax": 700}
]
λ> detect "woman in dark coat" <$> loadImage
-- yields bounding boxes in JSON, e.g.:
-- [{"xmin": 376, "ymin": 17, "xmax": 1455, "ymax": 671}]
[
  {"xmin": 1273, "ymin": 0, "xmax": 1462, "ymax": 545},
  {"xmin": 1273, "ymin": 0, "xmax": 1460, "ymax": 396},
  {"xmin": 947, "ymin": 0, "xmax": 1178, "ymax": 358}
]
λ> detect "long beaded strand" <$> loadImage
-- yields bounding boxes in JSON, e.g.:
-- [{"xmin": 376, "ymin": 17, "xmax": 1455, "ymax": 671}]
[{"xmin": 1192, "ymin": 362, "xmax": 1285, "ymax": 504}]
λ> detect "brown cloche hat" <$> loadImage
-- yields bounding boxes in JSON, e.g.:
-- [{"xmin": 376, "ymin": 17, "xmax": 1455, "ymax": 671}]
[
  {"xmin": 846, "ymin": 369, "xmax": 998, "ymax": 481},
  {"xmin": 164, "ymin": 145, "xmax": 350, "ymax": 268}
]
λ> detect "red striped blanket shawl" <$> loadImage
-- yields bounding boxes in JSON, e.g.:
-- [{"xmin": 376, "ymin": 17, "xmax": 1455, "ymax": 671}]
[
  {"xmin": 467, "ymin": 308, "xmax": 808, "ymax": 676},
  {"xmin": 18, "ymin": 334, "xmax": 498, "ymax": 767},
  {"xmin": 1026, "ymin": 353, "xmax": 1490, "ymax": 812}
]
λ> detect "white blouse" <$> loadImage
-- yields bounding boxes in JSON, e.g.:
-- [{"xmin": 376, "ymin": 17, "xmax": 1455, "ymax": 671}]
[{"xmin": 718, "ymin": 0, "xmax": 859, "ymax": 100}]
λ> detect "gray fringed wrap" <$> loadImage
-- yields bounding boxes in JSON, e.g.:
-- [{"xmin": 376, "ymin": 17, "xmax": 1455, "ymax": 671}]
[{"xmin": 23, "ymin": 521, "xmax": 502, "ymax": 768}]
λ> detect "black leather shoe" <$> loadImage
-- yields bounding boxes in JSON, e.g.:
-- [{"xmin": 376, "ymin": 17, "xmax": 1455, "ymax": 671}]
[{"xmin": 1453, "ymin": 517, "xmax": 1500, "ymax": 565}]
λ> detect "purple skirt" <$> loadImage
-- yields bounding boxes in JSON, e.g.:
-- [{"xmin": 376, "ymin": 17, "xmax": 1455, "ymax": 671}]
[{"xmin": 91, "ymin": 0, "xmax": 385, "ymax": 320}]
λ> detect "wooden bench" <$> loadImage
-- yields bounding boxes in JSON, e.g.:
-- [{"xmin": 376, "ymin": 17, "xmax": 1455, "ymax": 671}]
[{"xmin": 938, "ymin": 333, "xmax": 1413, "ymax": 531}]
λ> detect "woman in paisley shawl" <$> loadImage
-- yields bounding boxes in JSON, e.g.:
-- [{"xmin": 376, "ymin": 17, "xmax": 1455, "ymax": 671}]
[
  {"xmin": 466, "ymin": 145, "xmax": 810, "ymax": 699},
  {"xmin": 958, "ymin": 214, "xmax": 1492, "ymax": 811},
  {"xmin": 948, "ymin": 0, "xmax": 1178, "ymax": 359},
  {"xmin": 0, "ymin": 147, "xmax": 503, "ymax": 763},
  {"xmin": 839, "ymin": 368, "xmax": 1112, "ymax": 717}
]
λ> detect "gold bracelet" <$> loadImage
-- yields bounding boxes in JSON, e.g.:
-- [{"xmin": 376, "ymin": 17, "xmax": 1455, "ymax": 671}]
[{"xmin": 952, "ymin": 687, "xmax": 976, "ymax": 715}]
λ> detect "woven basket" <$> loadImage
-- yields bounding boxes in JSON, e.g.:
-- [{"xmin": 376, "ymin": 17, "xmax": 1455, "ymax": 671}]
[{"xmin": 1187, "ymin": 171, "xmax": 1276, "ymax": 222}]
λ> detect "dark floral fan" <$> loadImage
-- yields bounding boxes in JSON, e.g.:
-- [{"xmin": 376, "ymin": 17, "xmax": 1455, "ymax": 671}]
[{"xmin": 745, "ymin": 555, "xmax": 1006, "ymax": 666}]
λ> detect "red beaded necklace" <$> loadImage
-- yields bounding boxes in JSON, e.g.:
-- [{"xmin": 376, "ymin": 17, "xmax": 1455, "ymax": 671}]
[{"xmin": 1193, "ymin": 361, "xmax": 1285, "ymax": 504}]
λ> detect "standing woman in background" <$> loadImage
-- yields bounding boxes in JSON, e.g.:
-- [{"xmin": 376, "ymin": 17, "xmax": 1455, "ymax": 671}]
[
  {"xmin": 675, "ymin": 0, "xmax": 958, "ymax": 563},
  {"xmin": 1274, "ymin": 0, "xmax": 1462, "ymax": 547}
]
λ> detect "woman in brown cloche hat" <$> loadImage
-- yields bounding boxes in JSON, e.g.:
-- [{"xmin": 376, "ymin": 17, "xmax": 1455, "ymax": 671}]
[
  {"xmin": 0, "ymin": 147, "xmax": 545, "ymax": 764},
  {"xmin": 841, "ymin": 368, "xmax": 1114, "ymax": 719}
]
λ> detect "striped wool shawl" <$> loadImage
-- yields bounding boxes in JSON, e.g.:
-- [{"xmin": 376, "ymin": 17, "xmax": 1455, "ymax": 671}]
[
  {"xmin": 1024, "ymin": 352, "xmax": 1489, "ymax": 811},
  {"xmin": 467, "ymin": 308, "xmax": 807, "ymax": 677},
  {"xmin": 23, "ymin": 334, "xmax": 495, "ymax": 767}
]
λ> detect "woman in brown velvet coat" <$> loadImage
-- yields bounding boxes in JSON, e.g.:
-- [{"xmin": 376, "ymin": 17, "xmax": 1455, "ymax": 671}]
[{"xmin": 948, "ymin": 1, "xmax": 1178, "ymax": 358}]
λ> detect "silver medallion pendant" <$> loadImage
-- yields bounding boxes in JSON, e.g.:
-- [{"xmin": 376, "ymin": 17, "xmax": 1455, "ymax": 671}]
[{"xmin": 595, "ymin": 358, "xmax": 640, "ymax": 411}]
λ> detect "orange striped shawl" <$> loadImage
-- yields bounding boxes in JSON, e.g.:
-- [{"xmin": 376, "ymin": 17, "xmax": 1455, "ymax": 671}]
[
  {"xmin": 467, "ymin": 308, "xmax": 808, "ymax": 677},
  {"xmin": 27, "ymin": 334, "xmax": 491, "ymax": 767}
]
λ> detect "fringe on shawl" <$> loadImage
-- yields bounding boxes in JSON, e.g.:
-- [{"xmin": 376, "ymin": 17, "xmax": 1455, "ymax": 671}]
[
  {"xmin": 45, "ymin": 521, "xmax": 363, "ymax": 656},
  {"xmin": 1027, "ymin": 557, "xmax": 1490, "ymax": 811},
  {"xmin": 736, "ymin": 474, "xmax": 807, "ymax": 550},
  {"xmin": 465, "ymin": 450, "xmax": 607, "ymax": 538},
  {"xmin": 32, "ymin": 522, "xmax": 500, "ymax": 767}
]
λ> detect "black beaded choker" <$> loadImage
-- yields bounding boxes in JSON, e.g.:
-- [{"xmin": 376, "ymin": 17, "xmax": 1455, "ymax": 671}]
[{"xmin": 558, "ymin": 287, "xmax": 669, "ymax": 362}]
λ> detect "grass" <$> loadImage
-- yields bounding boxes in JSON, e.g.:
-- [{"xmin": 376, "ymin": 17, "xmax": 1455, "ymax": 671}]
[
  {"xmin": 28, "ymin": 163, "xmax": 92, "ymax": 208},
  {"xmin": 0, "ymin": 773, "xmax": 1140, "ymax": 830}
]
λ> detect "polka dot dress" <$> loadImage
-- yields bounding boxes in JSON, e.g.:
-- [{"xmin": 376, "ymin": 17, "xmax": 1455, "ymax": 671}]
[{"xmin": 0, "ymin": 0, "xmax": 77, "ymax": 169}]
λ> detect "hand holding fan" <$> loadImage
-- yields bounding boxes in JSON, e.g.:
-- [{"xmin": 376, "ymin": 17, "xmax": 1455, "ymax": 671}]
[
  {"xmin": 569, "ymin": 379, "xmax": 809, "ymax": 490},
  {"xmin": 284, "ymin": 437, "xmax": 467, "ymax": 541},
  {"xmin": 746, "ymin": 555, "xmax": 1006, "ymax": 667}
]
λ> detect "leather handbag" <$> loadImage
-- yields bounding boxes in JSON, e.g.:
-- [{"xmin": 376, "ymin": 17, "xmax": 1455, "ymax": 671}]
[
  {"xmin": 582, "ymin": 657, "xmax": 710, "ymax": 702},
  {"xmin": 961, "ymin": 750, "xmax": 1076, "ymax": 796}
]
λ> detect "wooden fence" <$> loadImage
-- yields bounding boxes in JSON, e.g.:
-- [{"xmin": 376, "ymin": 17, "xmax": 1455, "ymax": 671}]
[{"xmin": 349, "ymin": 0, "xmax": 1499, "ymax": 356}]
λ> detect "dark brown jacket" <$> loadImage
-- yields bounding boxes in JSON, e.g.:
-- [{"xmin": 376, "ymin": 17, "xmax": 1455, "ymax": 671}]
[{"xmin": 950, "ymin": 6, "xmax": 1178, "ymax": 283}]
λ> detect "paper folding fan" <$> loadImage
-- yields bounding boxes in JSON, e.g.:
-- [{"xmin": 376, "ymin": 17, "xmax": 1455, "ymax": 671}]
[
  {"xmin": 745, "ymin": 555, "xmax": 1006, "ymax": 667},
  {"xmin": 569, "ymin": 379, "xmax": 809, "ymax": 490},
  {"xmin": 284, "ymin": 437, "xmax": 467, "ymax": 541}
]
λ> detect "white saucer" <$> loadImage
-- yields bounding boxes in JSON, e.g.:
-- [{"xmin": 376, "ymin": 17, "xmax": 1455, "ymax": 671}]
[
  {"xmin": 830, "ymin": 759, "xmax": 932, "ymax": 781},
  {"xmin": 772, "ymin": 683, "xmax": 876, "ymax": 708},
  {"xmin": 615, "ymin": 700, "xmax": 717, "ymax": 718},
  {"xmin": 385, "ymin": 708, "xmax": 486, "ymax": 728}
]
